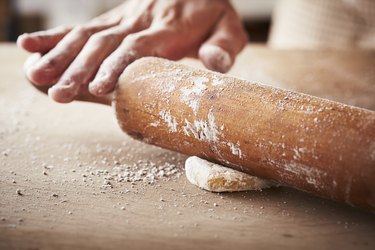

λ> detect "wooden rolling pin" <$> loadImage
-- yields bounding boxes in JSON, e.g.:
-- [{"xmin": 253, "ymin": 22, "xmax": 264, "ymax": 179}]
[{"xmin": 113, "ymin": 57, "xmax": 375, "ymax": 210}]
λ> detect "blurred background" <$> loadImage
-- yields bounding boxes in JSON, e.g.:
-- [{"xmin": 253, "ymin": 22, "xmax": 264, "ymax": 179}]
[
  {"xmin": 1, "ymin": 0, "xmax": 374, "ymax": 49},
  {"xmin": 0, "ymin": 0, "xmax": 276, "ymax": 43}
]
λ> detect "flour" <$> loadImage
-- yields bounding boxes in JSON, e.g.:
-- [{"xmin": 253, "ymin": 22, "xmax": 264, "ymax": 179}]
[
  {"xmin": 182, "ymin": 108, "xmax": 220, "ymax": 143},
  {"xmin": 90, "ymin": 160, "xmax": 181, "ymax": 186},
  {"xmin": 180, "ymin": 76, "xmax": 209, "ymax": 115},
  {"xmin": 159, "ymin": 110, "xmax": 178, "ymax": 132},
  {"xmin": 283, "ymin": 162, "xmax": 327, "ymax": 190},
  {"xmin": 226, "ymin": 142, "xmax": 243, "ymax": 159},
  {"xmin": 211, "ymin": 75, "xmax": 225, "ymax": 86},
  {"xmin": 149, "ymin": 121, "xmax": 160, "ymax": 127}
]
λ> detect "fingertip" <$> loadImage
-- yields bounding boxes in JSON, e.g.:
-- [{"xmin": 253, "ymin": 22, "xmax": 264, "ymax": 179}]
[
  {"xmin": 17, "ymin": 34, "xmax": 41, "ymax": 53},
  {"xmin": 26, "ymin": 66, "xmax": 53, "ymax": 87},
  {"xmin": 88, "ymin": 80, "xmax": 112, "ymax": 96},
  {"xmin": 23, "ymin": 53, "xmax": 41, "ymax": 72},
  {"xmin": 26, "ymin": 66, "xmax": 43, "ymax": 86},
  {"xmin": 199, "ymin": 44, "xmax": 233, "ymax": 73},
  {"xmin": 16, "ymin": 34, "xmax": 26, "ymax": 48},
  {"xmin": 25, "ymin": 59, "xmax": 60, "ymax": 86},
  {"xmin": 89, "ymin": 71, "xmax": 116, "ymax": 96},
  {"xmin": 88, "ymin": 82, "xmax": 102, "ymax": 96},
  {"xmin": 48, "ymin": 85, "xmax": 76, "ymax": 103}
]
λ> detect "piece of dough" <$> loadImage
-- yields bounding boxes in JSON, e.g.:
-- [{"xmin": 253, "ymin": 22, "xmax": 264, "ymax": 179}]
[{"xmin": 185, "ymin": 156, "xmax": 276, "ymax": 192}]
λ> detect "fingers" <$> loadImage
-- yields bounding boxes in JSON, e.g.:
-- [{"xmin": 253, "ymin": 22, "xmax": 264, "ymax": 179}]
[
  {"xmin": 16, "ymin": 3, "xmax": 127, "ymax": 55},
  {"xmin": 48, "ymin": 23, "xmax": 140, "ymax": 103},
  {"xmin": 88, "ymin": 28, "xmax": 181, "ymax": 96},
  {"xmin": 16, "ymin": 3, "xmax": 126, "ymax": 55},
  {"xmin": 23, "ymin": 53, "xmax": 41, "ymax": 73},
  {"xmin": 17, "ymin": 26, "xmax": 72, "ymax": 54},
  {"xmin": 22, "ymin": 53, "xmax": 112, "ymax": 105},
  {"xmin": 198, "ymin": 9, "xmax": 248, "ymax": 73},
  {"xmin": 26, "ymin": 21, "xmax": 121, "ymax": 87},
  {"xmin": 87, "ymin": 35, "xmax": 146, "ymax": 96}
]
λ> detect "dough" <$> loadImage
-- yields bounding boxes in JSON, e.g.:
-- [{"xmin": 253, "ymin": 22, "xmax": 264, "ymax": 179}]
[{"xmin": 185, "ymin": 156, "xmax": 276, "ymax": 192}]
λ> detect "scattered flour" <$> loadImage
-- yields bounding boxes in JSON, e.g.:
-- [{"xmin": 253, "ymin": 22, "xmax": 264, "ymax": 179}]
[
  {"xmin": 92, "ymin": 160, "xmax": 181, "ymax": 186},
  {"xmin": 180, "ymin": 76, "xmax": 209, "ymax": 115},
  {"xmin": 226, "ymin": 142, "xmax": 243, "ymax": 159},
  {"xmin": 149, "ymin": 121, "xmax": 160, "ymax": 127},
  {"xmin": 211, "ymin": 75, "xmax": 225, "ymax": 86},
  {"xmin": 182, "ymin": 108, "xmax": 220, "ymax": 143},
  {"xmin": 159, "ymin": 110, "xmax": 178, "ymax": 132},
  {"xmin": 283, "ymin": 162, "xmax": 327, "ymax": 190}
]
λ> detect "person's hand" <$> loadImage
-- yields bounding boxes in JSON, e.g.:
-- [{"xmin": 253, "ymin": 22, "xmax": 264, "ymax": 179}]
[{"xmin": 17, "ymin": 0, "xmax": 248, "ymax": 103}]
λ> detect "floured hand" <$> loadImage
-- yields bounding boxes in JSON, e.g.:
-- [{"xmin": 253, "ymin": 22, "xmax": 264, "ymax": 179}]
[{"xmin": 17, "ymin": 0, "xmax": 247, "ymax": 104}]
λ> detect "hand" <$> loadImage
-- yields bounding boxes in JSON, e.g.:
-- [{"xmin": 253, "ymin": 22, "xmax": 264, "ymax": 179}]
[{"xmin": 17, "ymin": 0, "xmax": 248, "ymax": 103}]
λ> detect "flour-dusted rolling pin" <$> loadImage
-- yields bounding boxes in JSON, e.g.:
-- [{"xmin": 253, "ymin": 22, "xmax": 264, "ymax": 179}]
[{"xmin": 113, "ymin": 57, "xmax": 375, "ymax": 210}]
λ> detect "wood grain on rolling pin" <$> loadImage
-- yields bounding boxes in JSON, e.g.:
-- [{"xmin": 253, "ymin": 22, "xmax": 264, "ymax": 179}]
[{"xmin": 113, "ymin": 57, "xmax": 375, "ymax": 210}]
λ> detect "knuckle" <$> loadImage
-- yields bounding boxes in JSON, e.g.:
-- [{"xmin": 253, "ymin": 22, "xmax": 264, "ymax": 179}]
[
  {"xmin": 72, "ymin": 25, "xmax": 93, "ymax": 38},
  {"xmin": 54, "ymin": 25, "xmax": 71, "ymax": 33},
  {"xmin": 89, "ymin": 32, "xmax": 117, "ymax": 45},
  {"xmin": 124, "ymin": 34, "xmax": 138, "ymax": 46},
  {"xmin": 40, "ymin": 57, "xmax": 57, "ymax": 69},
  {"xmin": 125, "ymin": 33, "xmax": 149, "ymax": 47},
  {"xmin": 88, "ymin": 33, "xmax": 105, "ymax": 44}
]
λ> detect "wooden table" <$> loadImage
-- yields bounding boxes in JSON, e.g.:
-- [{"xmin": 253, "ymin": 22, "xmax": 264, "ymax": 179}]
[{"xmin": 0, "ymin": 44, "xmax": 374, "ymax": 250}]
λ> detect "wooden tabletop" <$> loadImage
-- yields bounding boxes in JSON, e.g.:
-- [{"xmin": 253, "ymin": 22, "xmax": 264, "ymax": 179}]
[{"xmin": 0, "ymin": 44, "xmax": 374, "ymax": 250}]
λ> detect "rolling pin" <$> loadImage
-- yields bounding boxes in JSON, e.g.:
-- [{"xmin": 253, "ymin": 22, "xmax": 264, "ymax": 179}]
[{"xmin": 113, "ymin": 57, "xmax": 375, "ymax": 210}]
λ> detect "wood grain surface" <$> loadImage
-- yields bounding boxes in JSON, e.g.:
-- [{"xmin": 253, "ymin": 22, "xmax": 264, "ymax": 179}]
[{"xmin": 0, "ymin": 44, "xmax": 374, "ymax": 250}]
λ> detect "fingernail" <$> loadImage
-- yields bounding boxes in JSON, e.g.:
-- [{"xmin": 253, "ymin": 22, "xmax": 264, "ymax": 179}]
[
  {"xmin": 200, "ymin": 44, "xmax": 233, "ymax": 73},
  {"xmin": 48, "ymin": 82, "xmax": 79, "ymax": 103},
  {"xmin": 90, "ymin": 72, "xmax": 110, "ymax": 95},
  {"xmin": 16, "ymin": 34, "xmax": 27, "ymax": 47},
  {"xmin": 48, "ymin": 86, "xmax": 73, "ymax": 103},
  {"xmin": 89, "ymin": 81, "xmax": 105, "ymax": 95}
]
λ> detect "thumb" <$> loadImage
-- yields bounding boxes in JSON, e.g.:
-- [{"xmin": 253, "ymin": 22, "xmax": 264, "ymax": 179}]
[{"xmin": 199, "ymin": 9, "xmax": 248, "ymax": 73}]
